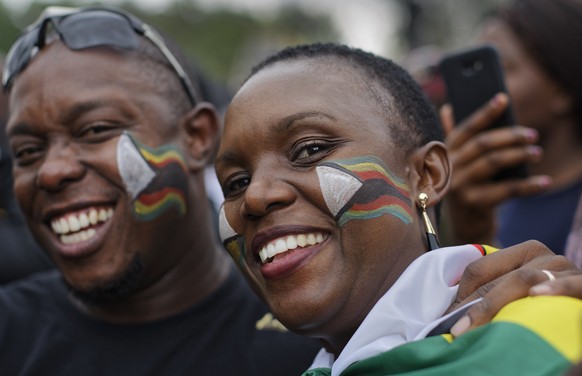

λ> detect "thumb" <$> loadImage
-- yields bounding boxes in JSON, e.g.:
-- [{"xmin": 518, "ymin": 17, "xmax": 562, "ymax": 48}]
[{"xmin": 439, "ymin": 104, "xmax": 455, "ymax": 136}]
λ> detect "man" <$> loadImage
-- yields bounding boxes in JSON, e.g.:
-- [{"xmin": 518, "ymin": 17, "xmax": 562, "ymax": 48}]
[{"xmin": 0, "ymin": 6, "xmax": 319, "ymax": 375}]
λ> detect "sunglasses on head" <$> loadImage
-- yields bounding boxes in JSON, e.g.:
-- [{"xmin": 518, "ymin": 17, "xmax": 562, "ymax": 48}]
[{"xmin": 2, "ymin": 6, "xmax": 197, "ymax": 106}]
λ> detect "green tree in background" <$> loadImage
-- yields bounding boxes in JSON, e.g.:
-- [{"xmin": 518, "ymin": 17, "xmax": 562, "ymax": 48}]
[{"xmin": 0, "ymin": 1, "xmax": 337, "ymax": 93}]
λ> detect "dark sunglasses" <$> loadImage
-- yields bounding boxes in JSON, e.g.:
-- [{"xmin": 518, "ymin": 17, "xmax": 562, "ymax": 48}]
[{"xmin": 2, "ymin": 6, "xmax": 197, "ymax": 106}]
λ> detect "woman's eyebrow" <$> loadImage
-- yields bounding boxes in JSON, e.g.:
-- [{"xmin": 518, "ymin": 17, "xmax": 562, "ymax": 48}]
[{"xmin": 274, "ymin": 111, "xmax": 335, "ymax": 133}]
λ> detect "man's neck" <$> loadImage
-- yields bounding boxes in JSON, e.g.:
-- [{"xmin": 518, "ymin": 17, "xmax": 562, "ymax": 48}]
[{"xmin": 69, "ymin": 243, "xmax": 232, "ymax": 324}]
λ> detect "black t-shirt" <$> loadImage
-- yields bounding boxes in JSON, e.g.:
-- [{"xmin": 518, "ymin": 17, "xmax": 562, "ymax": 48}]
[{"xmin": 0, "ymin": 268, "xmax": 320, "ymax": 375}]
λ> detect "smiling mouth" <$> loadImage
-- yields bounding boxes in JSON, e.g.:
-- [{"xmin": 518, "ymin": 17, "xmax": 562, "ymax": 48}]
[
  {"xmin": 50, "ymin": 207, "xmax": 114, "ymax": 245},
  {"xmin": 258, "ymin": 232, "xmax": 328, "ymax": 264}
]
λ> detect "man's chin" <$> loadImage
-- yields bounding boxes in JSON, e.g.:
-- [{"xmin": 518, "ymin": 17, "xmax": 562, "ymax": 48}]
[{"xmin": 67, "ymin": 257, "xmax": 144, "ymax": 305}]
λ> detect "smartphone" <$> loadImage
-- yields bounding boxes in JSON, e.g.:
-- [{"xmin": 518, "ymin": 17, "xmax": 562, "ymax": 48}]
[{"xmin": 439, "ymin": 45, "xmax": 528, "ymax": 181}]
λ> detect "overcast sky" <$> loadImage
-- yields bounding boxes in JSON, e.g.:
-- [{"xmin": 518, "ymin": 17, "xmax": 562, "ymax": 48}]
[{"xmin": 1, "ymin": 0, "xmax": 404, "ymax": 56}]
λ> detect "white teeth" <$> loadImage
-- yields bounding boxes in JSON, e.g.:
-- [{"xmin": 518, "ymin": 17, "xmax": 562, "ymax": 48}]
[
  {"xmin": 267, "ymin": 243, "xmax": 276, "ymax": 258},
  {"xmin": 60, "ymin": 218, "xmax": 70, "ymax": 234},
  {"xmin": 275, "ymin": 239, "xmax": 287, "ymax": 253},
  {"xmin": 50, "ymin": 207, "xmax": 114, "ymax": 240},
  {"xmin": 60, "ymin": 228, "xmax": 97, "ymax": 245},
  {"xmin": 297, "ymin": 234, "xmax": 307, "ymax": 247},
  {"xmin": 79, "ymin": 213, "xmax": 89, "ymax": 228},
  {"xmin": 68, "ymin": 216, "xmax": 80, "ymax": 232},
  {"xmin": 98, "ymin": 209, "xmax": 108, "ymax": 222},
  {"xmin": 89, "ymin": 209, "xmax": 98, "ymax": 225},
  {"xmin": 259, "ymin": 249, "xmax": 268, "ymax": 262},
  {"xmin": 258, "ymin": 232, "xmax": 327, "ymax": 263},
  {"xmin": 286, "ymin": 235, "xmax": 298, "ymax": 250},
  {"xmin": 307, "ymin": 234, "xmax": 316, "ymax": 245}
]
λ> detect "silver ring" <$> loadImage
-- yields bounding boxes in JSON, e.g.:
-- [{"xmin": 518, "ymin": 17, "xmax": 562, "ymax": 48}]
[{"xmin": 541, "ymin": 270, "xmax": 556, "ymax": 282}]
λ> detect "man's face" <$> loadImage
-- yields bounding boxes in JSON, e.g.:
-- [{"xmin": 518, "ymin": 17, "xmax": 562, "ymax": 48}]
[
  {"xmin": 6, "ymin": 42, "xmax": 192, "ymax": 295},
  {"xmin": 216, "ymin": 59, "xmax": 424, "ymax": 339}
]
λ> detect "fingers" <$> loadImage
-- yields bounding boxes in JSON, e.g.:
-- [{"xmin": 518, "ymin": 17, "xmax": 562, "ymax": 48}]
[
  {"xmin": 449, "ymin": 176, "xmax": 552, "ymax": 208},
  {"xmin": 444, "ymin": 93, "xmax": 509, "ymax": 149},
  {"xmin": 450, "ymin": 267, "xmax": 553, "ymax": 337},
  {"xmin": 530, "ymin": 274, "xmax": 582, "ymax": 298},
  {"xmin": 450, "ymin": 240, "xmax": 554, "ymax": 310},
  {"xmin": 440, "ymin": 104, "xmax": 455, "ymax": 136},
  {"xmin": 451, "ymin": 126, "xmax": 538, "ymax": 170},
  {"xmin": 449, "ymin": 242, "xmax": 578, "ymax": 337}
]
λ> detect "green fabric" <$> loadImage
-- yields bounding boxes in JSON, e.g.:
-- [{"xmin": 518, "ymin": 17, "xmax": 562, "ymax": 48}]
[
  {"xmin": 304, "ymin": 322, "xmax": 571, "ymax": 376},
  {"xmin": 302, "ymin": 368, "xmax": 332, "ymax": 376}
]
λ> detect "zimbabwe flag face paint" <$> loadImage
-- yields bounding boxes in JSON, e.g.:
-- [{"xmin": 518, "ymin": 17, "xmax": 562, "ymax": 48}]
[
  {"xmin": 316, "ymin": 155, "xmax": 412, "ymax": 227},
  {"xmin": 218, "ymin": 204, "xmax": 246, "ymax": 267},
  {"xmin": 116, "ymin": 132, "xmax": 188, "ymax": 221}
]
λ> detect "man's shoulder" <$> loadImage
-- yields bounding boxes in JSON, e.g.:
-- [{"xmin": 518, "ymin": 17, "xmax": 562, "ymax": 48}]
[{"xmin": 0, "ymin": 269, "xmax": 63, "ymax": 306}]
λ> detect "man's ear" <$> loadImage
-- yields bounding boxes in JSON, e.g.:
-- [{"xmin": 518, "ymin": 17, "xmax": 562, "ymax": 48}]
[
  {"xmin": 408, "ymin": 141, "xmax": 451, "ymax": 209},
  {"xmin": 180, "ymin": 102, "xmax": 220, "ymax": 172}
]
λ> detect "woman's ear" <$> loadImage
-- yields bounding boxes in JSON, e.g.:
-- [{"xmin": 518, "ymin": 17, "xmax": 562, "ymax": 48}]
[
  {"xmin": 408, "ymin": 141, "xmax": 451, "ymax": 208},
  {"xmin": 180, "ymin": 102, "xmax": 220, "ymax": 172}
]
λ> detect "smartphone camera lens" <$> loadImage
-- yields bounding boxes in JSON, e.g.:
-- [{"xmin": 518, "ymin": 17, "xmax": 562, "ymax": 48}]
[{"xmin": 461, "ymin": 59, "xmax": 484, "ymax": 77}]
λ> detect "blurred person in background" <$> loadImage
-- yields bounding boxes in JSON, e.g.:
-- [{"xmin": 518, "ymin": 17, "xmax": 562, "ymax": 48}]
[
  {"xmin": 441, "ymin": 0, "xmax": 582, "ymax": 256},
  {"xmin": 400, "ymin": 44, "xmax": 447, "ymax": 112},
  {"xmin": 0, "ymin": 55, "xmax": 53, "ymax": 284}
]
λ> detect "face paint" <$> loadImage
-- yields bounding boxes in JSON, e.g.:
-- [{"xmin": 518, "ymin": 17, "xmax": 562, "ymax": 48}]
[
  {"xmin": 117, "ymin": 133, "xmax": 156, "ymax": 199},
  {"xmin": 116, "ymin": 132, "xmax": 188, "ymax": 221},
  {"xmin": 219, "ymin": 205, "xmax": 246, "ymax": 266},
  {"xmin": 316, "ymin": 155, "xmax": 412, "ymax": 226}
]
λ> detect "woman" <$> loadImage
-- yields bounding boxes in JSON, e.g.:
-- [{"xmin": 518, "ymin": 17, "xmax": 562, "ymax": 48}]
[{"xmin": 215, "ymin": 43, "xmax": 582, "ymax": 375}]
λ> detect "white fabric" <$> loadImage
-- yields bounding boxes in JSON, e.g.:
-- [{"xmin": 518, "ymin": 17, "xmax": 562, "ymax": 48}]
[{"xmin": 308, "ymin": 244, "xmax": 485, "ymax": 376}]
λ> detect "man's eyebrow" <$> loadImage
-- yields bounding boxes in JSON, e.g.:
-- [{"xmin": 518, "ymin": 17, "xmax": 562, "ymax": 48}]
[
  {"xmin": 7, "ymin": 99, "xmax": 130, "ymax": 138},
  {"xmin": 59, "ymin": 99, "xmax": 127, "ymax": 125}
]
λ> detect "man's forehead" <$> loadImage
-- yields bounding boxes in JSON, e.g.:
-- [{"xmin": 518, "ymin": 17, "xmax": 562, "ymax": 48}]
[{"xmin": 13, "ymin": 40, "xmax": 142, "ymax": 85}]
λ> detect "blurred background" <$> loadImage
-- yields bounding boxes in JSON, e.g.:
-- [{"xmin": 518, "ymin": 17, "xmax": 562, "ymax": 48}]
[{"xmin": 0, "ymin": 0, "xmax": 511, "ymax": 97}]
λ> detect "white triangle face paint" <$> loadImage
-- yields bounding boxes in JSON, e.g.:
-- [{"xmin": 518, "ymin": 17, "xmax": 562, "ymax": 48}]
[
  {"xmin": 117, "ymin": 133, "xmax": 156, "ymax": 199},
  {"xmin": 316, "ymin": 165, "xmax": 362, "ymax": 216},
  {"xmin": 219, "ymin": 205, "xmax": 238, "ymax": 243}
]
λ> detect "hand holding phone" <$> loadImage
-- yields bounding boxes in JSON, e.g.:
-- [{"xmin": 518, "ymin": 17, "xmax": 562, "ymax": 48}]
[{"xmin": 439, "ymin": 45, "xmax": 528, "ymax": 181}]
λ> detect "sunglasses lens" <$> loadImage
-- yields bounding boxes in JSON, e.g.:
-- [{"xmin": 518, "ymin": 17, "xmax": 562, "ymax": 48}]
[
  {"xmin": 58, "ymin": 11, "xmax": 138, "ymax": 51},
  {"xmin": 3, "ymin": 30, "xmax": 38, "ymax": 87}
]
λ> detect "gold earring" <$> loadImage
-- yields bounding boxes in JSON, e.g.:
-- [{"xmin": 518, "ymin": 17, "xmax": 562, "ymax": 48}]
[{"xmin": 419, "ymin": 192, "xmax": 440, "ymax": 251}]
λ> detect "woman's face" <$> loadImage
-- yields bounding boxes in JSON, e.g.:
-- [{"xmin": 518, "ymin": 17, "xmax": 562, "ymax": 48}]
[
  {"xmin": 215, "ymin": 58, "xmax": 425, "ymax": 349},
  {"xmin": 480, "ymin": 20, "xmax": 565, "ymax": 134}
]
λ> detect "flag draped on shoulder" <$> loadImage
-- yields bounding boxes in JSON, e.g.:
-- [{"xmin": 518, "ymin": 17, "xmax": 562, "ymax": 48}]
[{"xmin": 303, "ymin": 245, "xmax": 582, "ymax": 376}]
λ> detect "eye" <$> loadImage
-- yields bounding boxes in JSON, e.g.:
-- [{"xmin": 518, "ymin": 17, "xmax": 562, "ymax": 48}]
[
  {"xmin": 12, "ymin": 142, "xmax": 45, "ymax": 166},
  {"xmin": 78, "ymin": 123, "xmax": 123, "ymax": 143},
  {"xmin": 291, "ymin": 140, "xmax": 334, "ymax": 163},
  {"xmin": 222, "ymin": 174, "xmax": 251, "ymax": 198}
]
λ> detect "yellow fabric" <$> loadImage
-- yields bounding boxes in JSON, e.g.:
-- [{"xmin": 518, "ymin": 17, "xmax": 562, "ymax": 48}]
[
  {"xmin": 482, "ymin": 244, "xmax": 499, "ymax": 255},
  {"xmin": 492, "ymin": 296, "xmax": 582, "ymax": 363},
  {"xmin": 440, "ymin": 333, "xmax": 453, "ymax": 343}
]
